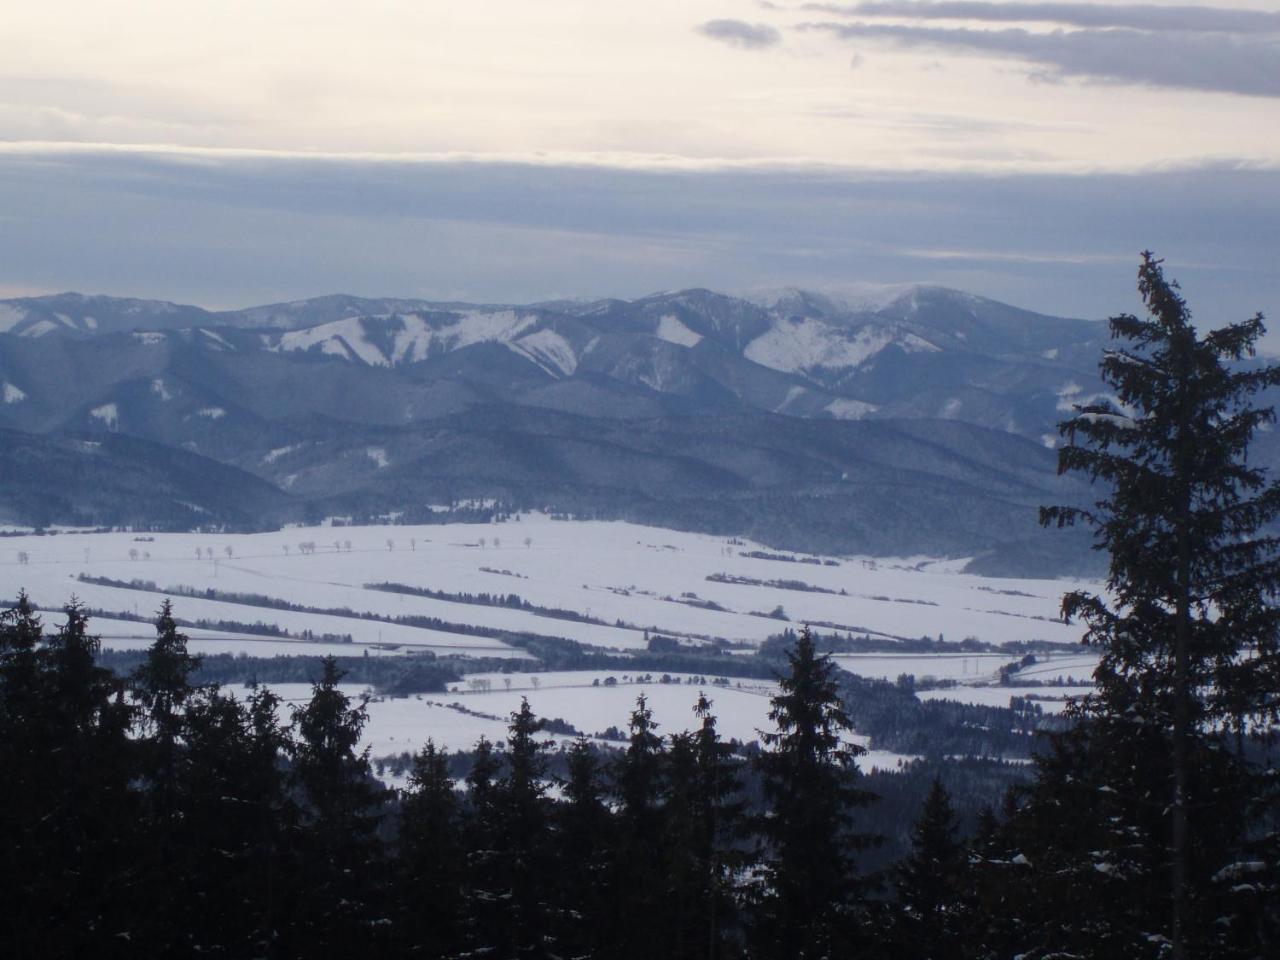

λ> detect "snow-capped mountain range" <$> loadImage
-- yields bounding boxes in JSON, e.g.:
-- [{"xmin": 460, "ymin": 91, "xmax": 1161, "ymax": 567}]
[
  {"xmin": 0, "ymin": 284, "xmax": 1109, "ymax": 431},
  {"xmin": 0, "ymin": 284, "xmax": 1127, "ymax": 569}
]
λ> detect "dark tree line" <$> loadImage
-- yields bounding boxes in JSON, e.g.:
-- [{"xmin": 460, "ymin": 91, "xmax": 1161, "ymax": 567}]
[
  {"xmin": 1, "ymin": 603, "xmax": 896, "ymax": 959},
  {"xmin": 9, "ymin": 592, "xmax": 1271, "ymax": 959}
]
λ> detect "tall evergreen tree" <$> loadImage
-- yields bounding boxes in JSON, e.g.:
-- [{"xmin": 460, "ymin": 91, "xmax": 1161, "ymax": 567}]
[
  {"xmin": 174, "ymin": 684, "xmax": 295, "ymax": 955},
  {"xmin": 397, "ymin": 739, "xmax": 464, "ymax": 958},
  {"xmin": 0, "ymin": 592, "xmax": 48, "ymax": 953},
  {"xmin": 687, "ymin": 693, "xmax": 748, "ymax": 960},
  {"xmin": 893, "ymin": 778, "xmax": 964, "ymax": 960},
  {"xmin": 286, "ymin": 656, "xmax": 388, "ymax": 957},
  {"xmin": 239, "ymin": 681, "xmax": 296, "ymax": 950},
  {"xmin": 663, "ymin": 730, "xmax": 705, "ymax": 960},
  {"xmin": 0, "ymin": 589, "xmax": 42, "ymax": 733},
  {"xmin": 556, "ymin": 736, "xmax": 613, "ymax": 959},
  {"xmin": 1042, "ymin": 252, "xmax": 1280, "ymax": 959},
  {"xmin": 32, "ymin": 603, "xmax": 137, "ymax": 955},
  {"xmin": 498, "ymin": 698, "xmax": 555, "ymax": 957},
  {"xmin": 0, "ymin": 591, "xmax": 44, "ymax": 783},
  {"xmin": 131, "ymin": 600, "xmax": 201, "ymax": 747},
  {"xmin": 607, "ymin": 694, "xmax": 669, "ymax": 960},
  {"xmin": 660, "ymin": 697, "xmax": 748, "ymax": 960},
  {"xmin": 751, "ymin": 625, "xmax": 878, "ymax": 960},
  {"xmin": 460, "ymin": 735, "xmax": 505, "ymax": 955},
  {"xmin": 128, "ymin": 601, "xmax": 204, "ymax": 952}
]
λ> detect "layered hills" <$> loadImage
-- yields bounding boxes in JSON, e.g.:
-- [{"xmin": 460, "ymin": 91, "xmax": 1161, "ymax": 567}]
[{"xmin": 0, "ymin": 285, "xmax": 1125, "ymax": 572}]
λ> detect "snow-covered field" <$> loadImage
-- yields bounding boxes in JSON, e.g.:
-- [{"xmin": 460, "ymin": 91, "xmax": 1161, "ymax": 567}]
[
  {"xmin": 2, "ymin": 515, "xmax": 1094, "ymax": 659},
  {"xmin": 241, "ymin": 673, "xmax": 915, "ymax": 782},
  {"xmin": 836, "ymin": 652, "xmax": 1023, "ymax": 683},
  {"xmin": 916, "ymin": 685, "xmax": 1095, "ymax": 715},
  {"xmin": 834, "ymin": 650, "xmax": 1097, "ymax": 685}
]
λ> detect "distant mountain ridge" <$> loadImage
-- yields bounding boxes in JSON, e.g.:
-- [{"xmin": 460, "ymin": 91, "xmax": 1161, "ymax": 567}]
[
  {"xmin": 0, "ymin": 284, "xmax": 1112, "ymax": 435},
  {"xmin": 0, "ymin": 284, "xmax": 1124, "ymax": 570},
  {"xmin": 0, "ymin": 292, "xmax": 217, "ymax": 339}
]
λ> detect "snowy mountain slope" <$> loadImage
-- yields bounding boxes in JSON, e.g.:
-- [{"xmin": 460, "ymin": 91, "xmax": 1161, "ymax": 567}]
[
  {"xmin": 224, "ymin": 294, "xmax": 440, "ymax": 330},
  {"xmin": 0, "ymin": 293, "xmax": 217, "ymax": 338},
  {"xmin": 0, "ymin": 282, "xmax": 1126, "ymax": 463}
]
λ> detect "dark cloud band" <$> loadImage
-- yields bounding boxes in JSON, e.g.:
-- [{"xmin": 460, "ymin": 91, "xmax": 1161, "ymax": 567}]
[
  {"xmin": 802, "ymin": 2, "xmax": 1280, "ymax": 34},
  {"xmin": 803, "ymin": 20, "xmax": 1280, "ymax": 97},
  {"xmin": 1, "ymin": 147, "xmax": 1276, "ymax": 332}
]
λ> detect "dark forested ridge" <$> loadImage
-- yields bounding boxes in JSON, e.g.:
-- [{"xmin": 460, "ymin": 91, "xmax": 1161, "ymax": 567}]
[
  {"xmin": 0, "ymin": 410, "xmax": 1104, "ymax": 570},
  {"xmin": 0, "ymin": 428, "xmax": 292, "ymax": 530}
]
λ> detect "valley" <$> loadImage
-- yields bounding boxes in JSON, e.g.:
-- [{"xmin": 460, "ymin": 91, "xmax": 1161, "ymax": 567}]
[
  {"xmin": 3, "ymin": 514, "xmax": 1099, "ymax": 777},
  {"xmin": 0, "ymin": 284, "xmax": 1121, "ymax": 781}
]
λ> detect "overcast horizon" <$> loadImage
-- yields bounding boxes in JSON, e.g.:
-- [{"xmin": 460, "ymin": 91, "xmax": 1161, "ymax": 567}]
[{"xmin": 3, "ymin": 1, "xmax": 1278, "ymax": 334}]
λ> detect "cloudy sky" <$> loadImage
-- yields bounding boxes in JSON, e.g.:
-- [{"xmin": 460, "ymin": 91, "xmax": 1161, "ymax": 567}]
[{"xmin": 2, "ymin": 0, "xmax": 1278, "ymax": 329}]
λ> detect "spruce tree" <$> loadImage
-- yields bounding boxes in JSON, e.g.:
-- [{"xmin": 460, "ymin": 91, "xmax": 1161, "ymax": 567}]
[
  {"xmin": 690, "ymin": 693, "xmax": 748, "ymax": 960},
  {"xmin": 893, "ymin": 778, "xmax": 963, "ymax": 960},
  {"xmin": 0, "ymin": 591, "xmax": 44, "ymax": 792},
  {"xmin": 33, "ymin": 603, "xmax": 137, "ymax": 953},
  {"xmin": 556, "ymin": 736, "xmax": 613, "ymax": 958},
  {"xmin": 0, "ymin": 590, "xmax": 42, "ymax": 735},
  {"xmin": 131, "ymin": 599, "xmax": 201, "ymax": 748},
  {"xmin": 461, "ymin": 735, "xmax": 505, "ymax": 955},
  {"xmin": 286, "ymin": 656, "xmax": 387, "ymax": 957},
  {"xmin": 176, "ymin": 685, "xmax": 294, "ymax": 955},
  {"xmin": 499, "ymin": 698, "xmax": 554, "ymax": 958},
  {"xmin": 751, "ymin": 625, "xmax": 878, "ymax": 960},
  {"xmin": 398, "ymin": 739, "xmax": 464, "ymax": 958},
  {"xmin": 657, "ymin": 695, "xmax": 749, "ymax": 960},
  {"xmin": 663, "ymin": 730, "xmax": 704, "ymax": 959},
  {"xmin": 241, "ymin": 681, "xmax": 295, "ymax": 949},
  {"xmin": 607, "ymin": 694, "xmax": 668, "ymax": 960},
  {"xmin": 0, "ymin": 593, "xmax": 48, "ymax": 953},
  {"xmin": 1042, "ymin": 252, "xmax": 1280, "ymax": 959},
  {"xmin": 129, "ymin": 601, "xmax": 204, "ymax": 951}
]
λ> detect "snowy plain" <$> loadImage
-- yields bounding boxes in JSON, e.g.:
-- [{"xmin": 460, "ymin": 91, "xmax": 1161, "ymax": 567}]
[
  {"xmin": 243, "ymin": 674, "xmax": 915, "ymax": 780},
  {"xmin": 0, "ymin": 516, "xmax": 1097, "ymax": 783},
  {"xmin": 3, "ymin": 514, "xmax": 1095, "ymax": 660}
]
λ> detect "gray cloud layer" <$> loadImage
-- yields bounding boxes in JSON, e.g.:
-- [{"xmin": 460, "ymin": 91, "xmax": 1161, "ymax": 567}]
[
  {"xmin": 803, "ymin": 21, "xmax": 1280, "ymax": 97},
  {"xmin": 696, "ymin": 19, "xmax": 783, "ymax": 49},
  {"xmin": 803, "ymin": 2, "xmax": 1280, "ymax": 34},
  {"xmin": 1, "ymin": 148, "xmax": 1277, "ymax": 335}
]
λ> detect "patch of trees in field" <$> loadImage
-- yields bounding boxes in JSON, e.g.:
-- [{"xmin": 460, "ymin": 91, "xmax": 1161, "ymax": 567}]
[{"xmin": 366, "ymin": 579, "xmax": 615, "ymax": 626}]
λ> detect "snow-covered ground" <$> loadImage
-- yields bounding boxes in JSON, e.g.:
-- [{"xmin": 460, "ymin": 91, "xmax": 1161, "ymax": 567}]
[
  {"xmin": 836, "ymin": 652, "xmax": 1016, "ymax": 683},
  {"xmin": 239, "ymin": 672, "xmax": 915, "ymax": 783},
  {"xmin": 2, "ymin": 515, "xmax": 1094, "ymax": 659},
  {"xmin": 916, "ymin": 685, "xmax": 1094, "ymax": 715},
  {"xmin": 859, "ymin": 650, "xmax": 1098, "ymax": 714},
  {"xmin": 1009, "ymin": 654, "xmax": 1098, "ymax": 685},
  {"xmin": 833, "ymin": 650, "xmax": 1097, "ymax": 685}
]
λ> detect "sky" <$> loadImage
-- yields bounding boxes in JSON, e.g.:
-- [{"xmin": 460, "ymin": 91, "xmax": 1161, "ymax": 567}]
[{"xmin": 1, "ymin": 0, "xmax": 1278, "ymax": 330}]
